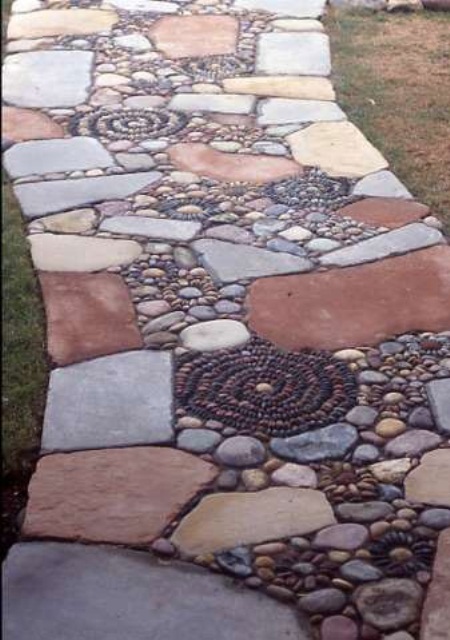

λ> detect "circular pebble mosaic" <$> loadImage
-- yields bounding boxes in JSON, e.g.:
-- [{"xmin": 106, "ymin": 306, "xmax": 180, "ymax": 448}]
[{"xmin": 370, "ymin": 531, "xmax": 435, "ymax": 578}]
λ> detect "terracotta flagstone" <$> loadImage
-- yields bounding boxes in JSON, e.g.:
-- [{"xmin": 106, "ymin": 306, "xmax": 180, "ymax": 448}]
[
  {"xmin": 248, "ymin": 246, "xmax": 450, "ymax": 350},
  {"xmin": 2, "ymin": 106, "xmax": 64, "ymax": 142},
  {"xmin": 336, "ymin": 198, "xmax": 430, "ymax": 229},
  {"xmin": 23, "ymin": 448, "xmax": 218, "ymax": 545},
  {"xmin": 39, "ymin": 272, "xmax": 143, "ymax": 366},
  {"xmin": 404, "ymin": 449, "xmax": 450, "ymax": 507},
  {"xmin": 421, "ymin": 528, "xmax": 450, "ymax": 640}
]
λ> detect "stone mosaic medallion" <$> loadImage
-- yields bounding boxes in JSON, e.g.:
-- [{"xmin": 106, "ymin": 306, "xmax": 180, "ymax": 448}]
[{"xmin": 369, "ymin": 531, "xmax": 435, "ymax": 578}]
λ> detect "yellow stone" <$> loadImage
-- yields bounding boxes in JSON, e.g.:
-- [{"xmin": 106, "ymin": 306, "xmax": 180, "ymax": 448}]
[
  {"xmin": 223, "ymin": 76, "xmax": 335, "ymax": 101},
  {"xmin": 8, "ymin": 9, "xmax": 118, "ymax": 39},
  {"xmin": 375, "ymin": 418, "xmax": 406, "ymax": 438}
]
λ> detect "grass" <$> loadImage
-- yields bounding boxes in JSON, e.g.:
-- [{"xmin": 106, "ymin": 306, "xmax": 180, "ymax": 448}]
[{"xmin": 326, "ymin": 9, "xmax": 450, "ymax": 233}]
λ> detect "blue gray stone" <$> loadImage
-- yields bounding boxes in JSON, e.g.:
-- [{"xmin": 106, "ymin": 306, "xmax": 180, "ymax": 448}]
[
  {"xmin": 340, "ymin": 560, "xmax": 383, "ymax": 583},
  {"xmin": 385, "ymin": 429, "xmax": 442, "ymax": 457},
  {"xmin": 215, "ymin": 436, "xmax": 266, "ymax": 467},
  {"xmin": 352, "ymin": 170, "xmax": 413, "ymax": 199},
  {"xmin": 216, "ymin": 547, "xmax": 253, "ymax": 578},
  {"xmin": 100, "ymin": 216, "xmax": 200, "ymax": 241},
  {"xmin": 419, "ymin": 508, "xmax": 450, "ymax": 530},
  {"xmin": 336, "ymin": 501, "xmax": 394, "ymax": 523},
  {"xmin": 352, "ymin": 444, "xmax": 380, "ymax": 464},
  {"xmin": 256, "ymin": 33, "xmax": 331, "ymax": 77},
  {"xmin": 270, "ymin": 423, "xmax": 358, "ymax": 463},
  {"xmin": 266, "ymin": 238, "xmax": 307, "ymax": 256},
  {"xmin": 426, "ymin": 379, "xmax": 450, "ymax": 434},
  {"xmin": 177, "ymin": 429, "xmax": 222, "ymax": 454},
  {"xmin": 258, "ymin": 98, "xmax": 346, "ymax": 126},
  {"xmin": 346, "ymin": 406, "xmax": 379, "ymax": 427}
]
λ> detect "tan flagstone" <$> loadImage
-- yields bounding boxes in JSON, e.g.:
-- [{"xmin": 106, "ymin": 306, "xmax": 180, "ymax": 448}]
[
  {"xmin": 223, "ymin": 76, "xmax": 335, "ymax": 101},
  {"xmin": 421, "ymin": 528, "xmax": 450, "ymax": 640},
  {"xmin": 28, "ymin": 209, "xmax": 97, "ymax": 234},
  {"xmin": 404, "ymin": 449, "xmax": 450, "ymax": 507},
  {"xmin": 7, "ymin": 9, "xmax": 118, "ymax": 39},
  {"xmin": 2, "ymin": 106, "xmax": 64, "ymax": 142}
]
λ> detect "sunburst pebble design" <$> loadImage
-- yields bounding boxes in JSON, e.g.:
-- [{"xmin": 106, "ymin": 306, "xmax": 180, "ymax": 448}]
[
  {"xmin": 370, "ymin": 531, "xmax": 435, "ymax": 577},
  {"xmin": 176, "ymin": 54, "xmax": 253, "ymax": 83},
  {"xmin": 70, "ymin": 108, "xmax": 188, "ymax": 142},
  {"xmin": 175, "ymin": 337, "xmax": 358, "ymax": 437}
]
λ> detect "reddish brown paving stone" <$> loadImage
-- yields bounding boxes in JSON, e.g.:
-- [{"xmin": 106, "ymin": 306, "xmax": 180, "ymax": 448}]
[
  {"xmin": 23, "ymin": 447, "xmax": 218, "ymax": 546},
  {"xmin": 149, "ymin": 15, "xmax": 239, "ymax": 59},
  {"xmin": 248, "ymin": 246, "xmax": 450, "ymax": 351},
  {"xmin": 168, "ymin": 143, "xmax": 303, "ymax": 183},
  {"xmin": 2, "ymin": 106, "xmax": 64, "ymax": 142},
  {"xmin": 336, "ymin": 198, "xmax": 430, "ymax": 229},
  {"xmin": 421, "ymin": 528, "xmax": 450, "ymax": 640},
  {"xmin": 39, "ymin": 271, "xmax": 142, "ymax": 366}
]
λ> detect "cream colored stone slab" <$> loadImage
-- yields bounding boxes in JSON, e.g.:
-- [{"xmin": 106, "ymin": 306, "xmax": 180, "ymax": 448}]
[
  {"xmin": 287, "ymin": 121, "xmax": 388, "ymax": 178},
  {"xmin": 29, "ymin": 234, "xmax": 142, "ymax": 272},
  {"xmin": 7, "ymin": 9, "xmax": 118, "ymax": 39},
  {"xmin": 271, "ymin": 18, "xmax": 324, "ymax": 31},
  {"xmin": 223, "ymin": 76, "xmax": 335, "ymax": 101},
  {"xmin": 28, "ymin": 209, "xmax": 97, "ymax": 234},
  {"xmin": 171, "ymin": 487, "xmax": 336, "ymax": 555},
  {"xmin": 404, "ymin": 449, "xmax": 450, "ymax": 507}
]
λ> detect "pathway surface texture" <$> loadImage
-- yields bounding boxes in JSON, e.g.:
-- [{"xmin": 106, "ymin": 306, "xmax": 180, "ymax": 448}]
[{"xmin": 2, "ymin": 1, "xmax": 450, "ymax": 639}]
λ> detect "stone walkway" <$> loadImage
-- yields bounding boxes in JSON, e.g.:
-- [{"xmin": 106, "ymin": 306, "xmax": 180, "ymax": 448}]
[{"xmin": 2, "ymin": 1, "xmax": 450, "ymax": 638}]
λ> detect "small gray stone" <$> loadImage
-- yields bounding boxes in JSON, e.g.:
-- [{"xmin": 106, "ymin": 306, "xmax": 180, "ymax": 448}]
[
  {"xmin": 298, "ymin": 588, "xmax": 346, "ymax": 614},
  {"xmin": 426, "ymin": 379, "xmax": 450, "ymax": 434},
  {"xmin": 358, "ymin": 370, "xmax": 389, "ymax": 384},
  {"xmin": 419, "ymin": 508, "xmax": 450, "ymax": 530},
  {"xmin": 266, "ymin": 238, "xmax": 307, "ymax": 256},
  {"xmin": 188, "ymin": 306, "xmax": 217, "ymax": 321},
  {"xmin": 270, "ymin": 423, "xmax": 358, "ymax": 463},
  {"xmin": 215, "ymin": 436, "xmax": 266, "ymax": 467},
  {"xmin": 142, "ymin": 311, "xmax": 185, "ymax": 334},
  {"xmin": 253, "ymin": 218, "xmax": 286, "ymax": 236},
  {"xmin": 379, "ymin": 341, "xmax": 404, "ymax": 356},
  {"xmin": 336, "ymin": 501, "xmax": 393, "ymax": 523},
  {"xmin": 214, "ymin": 300, "xmax": 241, "ymax": 314},
  {"xmin": 116, "ymin": 153, "xmax": 156, "ymax": 171},
  {"xmin": 408, "ymin": 406, "xmax": 434, "ymax": 430},
  {"xmin": 258, "ymin": 98, "xmax": 345, "ymax": 126},
  {"xmin": 251, "ymin": 141, "xmax": 287, "ymax": 156},
  {"xmin": 217, "ymin": 469, "xmax": 240, "ymax": 490},
  {"xmin": 264, "ymin": 204, "xmax": 289, "ymax": 217},
  {"xmin": 340, "ymin": 560, "xmax": 383, "ymax": 583},
  {"xmin": 256, "ymin": 33, "xmax": 331, "ymax": 76},
  {"xmin": 179, "ymin": 287, "xmax": 203, "ymax": 299},
  {"xmin": 346, "ymin": 406, "xmax": 379, "ymax": 427},
  {"xmin": 353, "ymin": 444, "xmax": 380, "ymax": 464},
  {"xmin": 306, "ymin": 237, "xmax": 341, "ymax": 253},
  {"xmin": 205, "ymin": 225, "xmax": 253, "ymax": 245},
  {"xmin": 100, "ymin": 216, "xmax": 201, "ymax": 241},
  {"xmin": 219, "ymin": 284, "xmax": 246, "ymax": 298},
  {"xmin": 114, "ymin": 34, "xmax": 152, "ymax": 50},
  {"xmin": 216, "ymin": 547, "xmax": 252, "ymax": 578},
  {"xmin": 378, "ymin": 484, "xmax": 403, "ymax": 501},
  {"xmin": 385, "ymin": 430, "xmax": 442, "ymax": 457},
  {"xmin": 352, "ymin": 171, "xmax": 413, "ymax": 199},
  {"xmin": 173, "ymin": 246, "xmax": 197, "ymax": 269},
  {"xmin": 177, "ymin": 429, "xmax": 222, "ymax": 454}
]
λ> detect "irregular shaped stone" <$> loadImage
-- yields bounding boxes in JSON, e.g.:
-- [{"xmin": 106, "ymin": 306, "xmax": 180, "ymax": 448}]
[
  {"xmin": 180, "ymin": 319, "xmax": 250, "ymax": 351},
  {"xmin": 205, "ymin": 224, "xmax": 253, "ymax": 244},
  {"xmin": 169, "ymin": 94, "xmax": 255, "ymax": 115},
  {"xmin": 247, "ymin": 246, "xmax": 450, "ymax": 350},
  {"xmin": 29, "ymin": 234, "xmax": 141, "ymax": 272},
  {"xmin": 271, "ymin": 18, "xmax": 325, "ymax": 31},
  {"xmin": 270, "ymin": 424, "xmax": 358, "ymax": 463},
  {"xmin": 346, "ymin": 406, "xmax": 379, "ymax": 427},
  {"xmin": 28, "ymin": 208, "xmax": 97, "ymax": 233},
  {"xmin": 320, "ymin": 223, "xmax": 443, "ymax": 267},
  {"xmin": 235, "ymin": 0, "xmax": 326, "ymax": 18},
  {"xmin": 258, "ymin": 99, "xmax": 346, "ymax": 125},
  {"xmin": 114, "ymin": 34, "xmax": 152, "ymax": 50},
  {"xmin": 3, "ymin": 51, "xmax": 94, "ymax": 108},
  {"xmin": 3, "ymin": 543, "xmax": 311, "ymax": 640},
  {"xmin": 405, "ymin": 449, "xmax": 450, "ymax": 507},
  {"xmin": 336, "ymin": 501, "xmax": 394, "ymax": 523},
  {"xmin": 385, "ymin": 429, "xmax": 442, "ymax": 457},
  {"xmin": 257, "ymin": 33, "xmax": 331, "ymax": 76},
  {"xmin": 100, "ymin": 216, "xmax": 200, "ymax": 241},
  {"xmin": 14, "ymin": 171, "xmax": 161, "ymax": 218},
  {"xmin": 313, "ymin": 523, "xmax": 368, "ymax": 550},
  {"xmin": 23, "ymin": 448, "xmax": 216, "ymax": 544},
  {"xmin": 215, "ymin": 436, "xmax": 266, "ymax": 467},
  {"xmin": 149, "ymin": 15, "xmax": 238, "ymax": 58},
  {"xmin": 426, "ymin": 379, "xmax": 450, "ymax": 434},
  {"xmin": 337, "ymin": 198, "xmax": 429, "ymax": 229},
  {"xmin": 42, "ymin": 351, "xmax": 173, "ymax": 452},
  {"xmin": 4, "ymin": 137, "xmax": 114, "ymax": 178},
  {"xmin": 354, "ymin": 579, "xmax": 423, "ymax": 631},
  {"xmin": 298, "ymin": 588, "xmax": 347, "ymax": 614},
  {"xmin": 288, "ymin": 121, "xmax": 388, "ymax": 178},
  {"xmin": 271, "ymin": 463, "xmax": 317, "ymax": 488},
  {"xmin": 352, "ymin": 170, "xmax": 413, "ymax": 199},
  {"xmin": 223, "ymin": 76, "xmax": 335, "ymax": 100},
  {"xmin": 370, "ymin": 458, "xmax": 412, "ymax": 484},
  {"xmin": 192, "ymin": 239, "xmax": 312, "ymax": 283},
  {"xmin": 7, "ymin": 9, "xmax": 118, "ymax": 39},
  {"xmin": 340, "ymin": 560, "xmax": 383, "ymax": 582},
  {"xmin": 171, "ymin": 487, "xmax": 336, "ymax": 555},
  {"xmin": 177, "ymin": 429, "xmax": 222, "ymax": 454},
  {"xmin": 419, "ymin": 509, "xmax": 450, "ymax": 529},
  {"xmin": 421, "ymin": 528, "xmax": 450, "ymax": 640},
  {"xmin": 168, "ymin": 143, "xmax": 301, "ymax": 183},
  {"xmin": 2, "ymin": 106, "xmax": 64, "ymax": 142},
  {"xmin": 116, "ymin": 152, "xmax": 155, "ymax": 171},
  {"xmin": 107, "ymin": 0, "xmax": 178, "ymax": 11}
]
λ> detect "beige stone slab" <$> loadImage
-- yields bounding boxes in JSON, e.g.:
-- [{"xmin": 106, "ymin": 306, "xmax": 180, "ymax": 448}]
[
  {"xmin": 271, "ymin": 18, "xmax": 325, "ymax": 31},
  {"xmin": 421, "ymin": 528, "xmax": 450, "ymax": 640},
  {"xmin": 404, "ymin": 449, "xmax": 450, "ymax": 507},
  {"xmin": 8, "ymin": 9, "xmax": 118, "ymax": 39},
  {"xmin": 28, "ymin": 209, "xmax": 97, "ymax": 234},
  {"xmin": 287, "ymin": 121, "xmax": 388, "ymax": 178},
  {"xmin": 223, "ymin": 76, "xmax": 335, "ymax": 101},
  {"xmin": 171, "ymin": 487, "xmax": 336, "ymax": 555}
]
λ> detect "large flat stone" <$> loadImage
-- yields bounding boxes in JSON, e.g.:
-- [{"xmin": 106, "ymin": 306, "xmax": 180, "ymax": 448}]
[
  {"xmin": 256, "ymin": 33, "xmax": 331, "ymax": 76},
  {"xmin": 23, "ymin": 448, "xmax": 216, "ymax": 544},
  {"xmin": 29, "ymin": 209, "xmax": 97, "ymax": 234},
  {"xmin": 426, "ymin": 379, "xmax": 450, "ymax": 434},
  {"xmin": 223, "ymin": 76, "xmax": 335, "ymax": 100},
  {"xmin": 4, "ymin": 137, "xmax": 114, "ymax": 179},
  {"xmin": 3, "ymin": 543, "xmax": 311, "ymax": 640},
  {"xmin": 248, "ymin": 246, "xmax": 450, "ymax": 350},
  {"xmin": 319, "ymin": 223, "xmax": 443, "ymax": 268},
  {"xmin": 39, "ymin": 272, "xmax": 142, "ymax": 366},
  {"xmin": 2, "ymin": 106, "xmax": 64, "ymax": 142},
  {"xmin": 100, "ymin": 216, "xmax": 201, "ymax": 241},
  {"xmin": 30, "ymin": 234, "xmax": 141, "ymax": 272},
  {"xmin": 14, "ymin": 171, "xmax": 161, "ymax": 218},
  {"xmin": 171, "ymin": 487, "xmax": 336, "ymax": 555},
  {"xmin": 192, "ymin": 239, "xmax": 313, "ymax": 283},
  {"xmin": 7, "ymin": 9, "xmax": 118, "ymax": 39},
  {"xmin": 336, "ymin": 198, "xmax": 429, "ymax": 229},
  {"xmin": 421, "ymin": 528, "xmax": 450, "ymax": 640},
  {"xmin": 234, "ymin": 0, "xmax": 326, "ymax": 18},
  {"xmin": 42, "ymin": 351, "xmax": 173, "ymax": 452},
  {"xmin": 258, "ymin": 98, "xmax": 346, "ymax": 125},
  {"xmin": 106, "ymin": 0, "xmax": 178, "ymax": 12},
  {"xmin": 169, "ymin": 94, "xmax": 255, "ymax": 115},
  {"xmin": 287, "ymin": 121, "xmax": 388, "ymax": 178},
  {"xmin": 404, "ymin": 449, "xmax": 450, "ymax": 507},
  {"xmin": 352, "ymin": 170, "xmax": 413, "ymax": 199},
  {"xmin": 149, "ymin": 15, "xmax": 238, "ymax": 58},
  {"xmin": 168, "ymin": 143, "xmax": 301, "ymax": 183},
  {"xmin": 3, "ymin": 51, "xmax": 93, "ymax": 108}
]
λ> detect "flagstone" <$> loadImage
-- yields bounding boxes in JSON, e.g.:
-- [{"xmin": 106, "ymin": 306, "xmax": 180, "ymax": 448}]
[
  {"xmin": 3, "ymin": 51, "xmax": 94, "ymax": 108},
  {"xmin": 29, "ymin": 209, "xmax": 97, "ymax": 233},
  {"xmin": 4, "ymin": 137, "xmax": 114, "ymax": 179},
  {"xmin": 352, "ymin": 170, "xmax": 413, "ymax": 199},
  {"xmin": 248, "ymin": 246, "xmax": 450, "ymax": 350},
  {"xmin": 404, "ymin": 449, "xmax": 450, "ymax": 507},
  {"xmin": 7, "ymin": 9, "xmax": 118, "ymax": 39},
  {"xmin": 271, "ymin": 18, "xmax": 325, "ymax": 31},
  {"xmin": 421, "ymin": 528, "xmax": 450, "ymax": 640},
  {"xmin": 336, "ymin": 198, "xmax": 429, "ymax": 229},
  {"xmin": 100, "ymin": 216, "xmax": 201, "ymax": 241},
  {"xmin": 168, "ymin": 143, "xmax": 301, "ymax": 183},
  {"xmin": 42, "ymin": 351, "xmax": 173, "ymax": 452},
  {"xmin": 29, "ymin": 234, "xmax": 142, "ymax": 272},
  {"xmin": 223, "ymin": 76, "xmax": 335, "ymax": 100},
  {"xmin": 258, "ymin": 98, "xmax": 346, "ymax": 125},
  {"xmin": 39, "ymin": 272, "xmax": 142, "ymax": 366},
  {"xmin": 426, "ymin": 379, "xmax": 450, "ymax": 434},
  {"xmin": 256, "ymin": 33, "xmax": 331, "ymax": 76},
  {"xmin": 171, "ymin": 487, "xmax": 336, "ymax": 555},
  {"xmin": 234, "ymin": 0, "xmax": 326, "ymax": 18},
  {"xmin": 105, "ymin": 0, "xmax": 178, "ymax": 12},
  {"xmin": 2, "ymin": 106, "xmax": 64, "ymax": 142},
  {"xmin": 149, "ymin": 15, "xmax": 238, "ymax": 58},
  {"xmin": 14, "ymin": 171, "xmax": 162, "ymax": 218},
  {"xmin": 169, "ymin": 93, "xmax": 255, "ymax": 115},
  {"xmin": 287, "ymin": 121, "xmax": 388, "ymax": 178},
  {"xmin": 192, "ymin": 239, "xmax": 313, "ymax": 283},
  {"xmin": 23, "ymin": 448, "xmax": 216, "ymax": 544}
]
